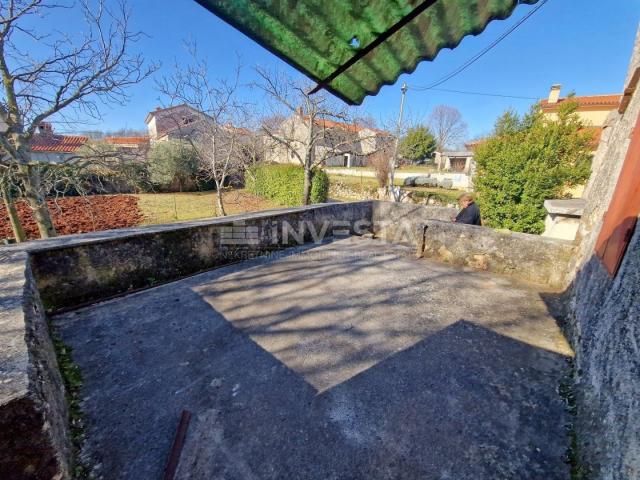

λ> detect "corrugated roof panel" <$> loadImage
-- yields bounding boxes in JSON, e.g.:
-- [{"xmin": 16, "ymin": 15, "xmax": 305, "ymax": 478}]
[{"xmin": 195, "ymin": 0, "xmax": 539, "ymax": 104}]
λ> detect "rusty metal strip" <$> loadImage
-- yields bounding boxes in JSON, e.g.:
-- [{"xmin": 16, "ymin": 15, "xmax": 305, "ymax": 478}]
[{"xmin": 163, "ymin": 410, "xmax": 192, "ymax": 480}]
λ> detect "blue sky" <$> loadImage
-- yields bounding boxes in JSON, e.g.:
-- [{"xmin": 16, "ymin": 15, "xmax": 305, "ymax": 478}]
[{"xmin": 46, "ymin": 0, "xmax": 639, "ymax": 139}]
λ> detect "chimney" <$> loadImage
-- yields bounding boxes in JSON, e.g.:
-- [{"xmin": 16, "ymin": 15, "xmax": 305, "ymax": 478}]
[
  {"xmin": 38, "ymin": 122, "xmax": 53, "ymax": 134},
  {"xmin": 548, "ymin": 84, "xmax": 562, "ymax": 104}
]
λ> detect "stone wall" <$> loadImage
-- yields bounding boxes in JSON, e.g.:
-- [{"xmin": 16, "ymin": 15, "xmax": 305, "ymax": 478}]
[
  {"xmin": 0, "ymin": 251, "xmax": 70, "ymax": 479},
  {"xmin": 26, "ymin": 202, "xmax": 372, "ymax": 313},
  {"xmin": 371, "ymin": 201, "xmax": 457, "ymax": 245},
  {"xmin": 564, "ymin": 27, "xmax": 640, "ymax": 479},
  {"xmin": 418, "ymin": 220, "xmax": 573, "ymax": 288},
  {"xmin": 372, "ymin": 202, "xmax": 575, "ymax": 288}
]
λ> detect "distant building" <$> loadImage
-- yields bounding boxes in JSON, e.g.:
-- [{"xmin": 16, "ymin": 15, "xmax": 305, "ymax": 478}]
[
  {"xmin": 144, "ymin": 104, "xmax": 207, "ymax": 142},
  {"xmin": 29, "ymin": 123, "xmax": 88, "ymax": 163},
  {"xmin": 540, "ymin": 84, "xmax": 621, "ymax": 149},
  {"xmin": 144, "ymin": 104, "xmax": 254, "ymax": 154},
  {"xmin": 433, "ymin": 150, "xmax": 475, "ymax": 174},
  {"xmin": 265, "ymin": 108, "xmax": 392, "ymax": 167},
  {"xmin": 104, "ymin": 136, "xmax": 150, "ymax": 150}
]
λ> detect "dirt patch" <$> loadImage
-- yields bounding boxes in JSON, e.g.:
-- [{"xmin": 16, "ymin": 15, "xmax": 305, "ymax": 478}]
[{"xmin": 0, "ymin": 195, "xmax": 143, "ymax": 240}]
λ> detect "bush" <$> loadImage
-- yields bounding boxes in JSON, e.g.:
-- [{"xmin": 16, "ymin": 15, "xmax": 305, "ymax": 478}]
[
  {"xmin": 474, "ymin": 103, "xmax": 592, "ymax": 234},
  {"xmin": 147, "ymin": 140, "xmax": 199, "ymax": 192},
  {"xmin": 399, "ymin": 125, "xmax": 437, "ymax": 163},
  {"xmin": 246, "ymin": 163, "xmax": 330, "ymax": 206}
]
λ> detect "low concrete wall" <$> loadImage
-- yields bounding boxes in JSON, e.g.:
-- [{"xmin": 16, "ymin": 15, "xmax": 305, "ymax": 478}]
[
  {"xmin": 25, "ymin": 202, "xmax": 372, "ymax": 313},
  {"xmin": 371, "ymin": 201, "xmax": 457, "ymax": 245},
  {"xmin": 416, "ymin": 220, "xmax": 575, "ymax": 288},
  {"xmin": 371, "ymin": 203, "xmax": 574, "ymax": 288},
  {"xmin": 0, "ymin": 252, "xmax": 70, "ymax": 479}
]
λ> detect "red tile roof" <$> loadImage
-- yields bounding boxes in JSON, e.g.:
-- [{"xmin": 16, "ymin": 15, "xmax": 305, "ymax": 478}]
[
  {"xmin": 30, "ymin": 134, "xmax": 88, "ymax": 153},
  {"xmin": 104, "ymin": 136, "xmax": 150, "ymax": 145},
  {"xmin": 540, "ymin": 94, "xmax": 621, "ymax": 111},
  {"xmin": 302, "ymin": 115, "xmax": 389, "ymax": 135}
]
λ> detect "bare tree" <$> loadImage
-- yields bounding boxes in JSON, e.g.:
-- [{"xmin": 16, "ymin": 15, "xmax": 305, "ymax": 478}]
[
  {"xmin": 0, "ymin": 0, "xmax": 155, "ymax": 238},
  {"xmin": 156, "ymin": 44, "xmax": 253, "ymax": 216},
  {"xmin": 0, "ymin": 160, "xmax": 25, "ymax": 241},
  {"xmin": 428, "ymin": 105, "xmax": 468, "ymax": 154},
  {"xmin": 368, "ymin": 150, "xmax": 390, "ymax": 189},
  {"xmin": 255, "ymin": 68, "xmax": 381, "ymax": 205}
]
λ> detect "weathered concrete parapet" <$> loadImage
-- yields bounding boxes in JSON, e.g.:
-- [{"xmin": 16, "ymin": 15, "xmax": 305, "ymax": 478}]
[
  {"xmin": 370, "ymin": 202, "xmax": 575, "ymax": 288},
  {"xmin": 0, "ymin": 251, "xmax": 71, "ymax": 479},
  {"xmin": 415, "ymin": 219, "xmax": 575, "ymax": 288},
  {"xmin": 22, "ymin": 202, "xmax": 373, "ymax": 313},
  {"xmin": 371, "ymin": 201, "xmax": 458, "ymax": 245}
]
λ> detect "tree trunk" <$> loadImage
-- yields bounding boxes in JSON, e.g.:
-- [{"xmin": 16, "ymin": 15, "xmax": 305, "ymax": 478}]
[
  {"xmin": 18, "ymin": 164, "xmax": 57, "ymax": 238},
  {"xmin": 302, "ymin": 167, "xmax": 312, "ymax": 205},
  {"xmin": 1, "ymin": 182, "xmax": 26, "ymax": 243},
  {"xmin": 215, "ymin": 181, "xmax": 227, "ymax": 216}
]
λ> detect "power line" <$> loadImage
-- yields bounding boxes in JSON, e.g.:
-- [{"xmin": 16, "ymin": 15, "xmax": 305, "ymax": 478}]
[
  {"xmin": 409, "ymin": 86, "xmax": 538, "ymax": 100},
  {"xmin": 408, "ymin": 0, "xmax": 550, "ymax": 91}
]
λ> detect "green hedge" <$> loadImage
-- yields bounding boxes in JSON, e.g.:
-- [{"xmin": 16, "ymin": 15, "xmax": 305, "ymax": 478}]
[{"xmin": 246, "ymin": 164, "xmax": 329, "ymax": 206}]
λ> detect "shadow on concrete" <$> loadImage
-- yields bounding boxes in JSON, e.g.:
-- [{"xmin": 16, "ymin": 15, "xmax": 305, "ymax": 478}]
[{"xmin": 53, "ymin": 239, "xmax": 572, "ymax": 479}]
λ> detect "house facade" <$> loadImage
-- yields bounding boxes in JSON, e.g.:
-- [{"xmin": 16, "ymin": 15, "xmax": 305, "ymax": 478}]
[
  {"xmin": 29, "ymin": 123, "xmax": 88, "ymax": 163},
  {"xmin": 540, "ymin": 84, "xmax": 621, "ymax": 150},
  {"xmin": 265, "ymin": 109, "xmax": 391, "ymax": 167},
  {"xmin": 540, "ymin": 84, "xmax": 621, "ymax": 126},
  {"xmin": 144, "ymin": 104, "xmax": 207, "ymax": 142}
]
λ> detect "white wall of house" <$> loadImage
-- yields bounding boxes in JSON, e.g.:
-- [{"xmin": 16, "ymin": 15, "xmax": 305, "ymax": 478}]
[
  {"xmin": 264, "ymin": 113, "xmax": 389, "ymax": 168},
  {"xmin": 30, "ymin": 152, "xmax": 77, "ymax": 163}
]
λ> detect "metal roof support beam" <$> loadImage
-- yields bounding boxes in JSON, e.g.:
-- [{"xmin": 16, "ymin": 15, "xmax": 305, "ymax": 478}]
[{"xmin": 308, "ymin": 0, "xmax": 438, "ymax": 96}]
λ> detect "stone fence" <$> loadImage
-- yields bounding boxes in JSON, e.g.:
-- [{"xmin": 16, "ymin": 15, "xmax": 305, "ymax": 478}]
[{"xmin": 371, "ymin": 201, "xmax": 575, "ymax": 288}]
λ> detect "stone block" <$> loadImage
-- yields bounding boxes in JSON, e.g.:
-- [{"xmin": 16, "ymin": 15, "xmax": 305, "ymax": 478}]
[{"xmin": 0, "ymin": 252, "xmax": 71, "ymax": 479}]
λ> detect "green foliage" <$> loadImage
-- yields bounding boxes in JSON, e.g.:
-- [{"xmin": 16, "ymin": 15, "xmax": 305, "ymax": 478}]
[
  {"xmin": 246, "ymin": 163, "xmax": 330, "ymax": 206},
  {"xmin": 399, "ymin": 125, "xmax": 437, "ymax": 163},
  {"xmin": 474, "ymin": 102, "xmax": 593, "ymax": 234},
  {"xmin": 147, "ymin": 140, "xmax": 199, "ymax": 191},
  {"xmin": 310, "ymin": 168, "xmax": 329, "ymax": 203}
]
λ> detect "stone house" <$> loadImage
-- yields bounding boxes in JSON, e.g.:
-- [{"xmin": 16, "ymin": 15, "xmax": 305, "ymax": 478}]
[
  {"xmin": 264, "ymin": 109, "xmax": 392, "ymax": 167},
  {"xmin": 26, "ymin": 122, "xmax": 88, "ymax": 163},
  {"xmin": 144, "ymin": 104, "xmax": 209, "ymax": 143},
  {"xmin": 540, "ymin": 84, "xmax": 621, "ymax": 151}
]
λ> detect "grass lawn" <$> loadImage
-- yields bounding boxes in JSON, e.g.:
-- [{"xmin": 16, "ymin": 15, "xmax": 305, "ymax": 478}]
[{"xmin": 136, "ymin": 189, "xmax": 279, "ymax": 225}]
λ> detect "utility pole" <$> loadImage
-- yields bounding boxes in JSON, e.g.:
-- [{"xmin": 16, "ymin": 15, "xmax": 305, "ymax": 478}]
[{"xmin": 389, "ymin": 82, "xmax": 408, "ymax": 202}]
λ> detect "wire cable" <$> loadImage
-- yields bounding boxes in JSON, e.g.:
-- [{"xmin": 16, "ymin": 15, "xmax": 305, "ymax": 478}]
[
  {"xmin": 408, "ymin": 0, "xmax": 550, "ymax": 91},
  {"xmin": 412, "ymin": 87, "xmax": 538, "ymax": 100}
]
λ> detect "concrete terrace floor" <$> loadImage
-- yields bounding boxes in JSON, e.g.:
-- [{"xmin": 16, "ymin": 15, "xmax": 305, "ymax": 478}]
[{"xmin": 53, "ymin": 237, "xmax": 573, "ymax": 480}]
